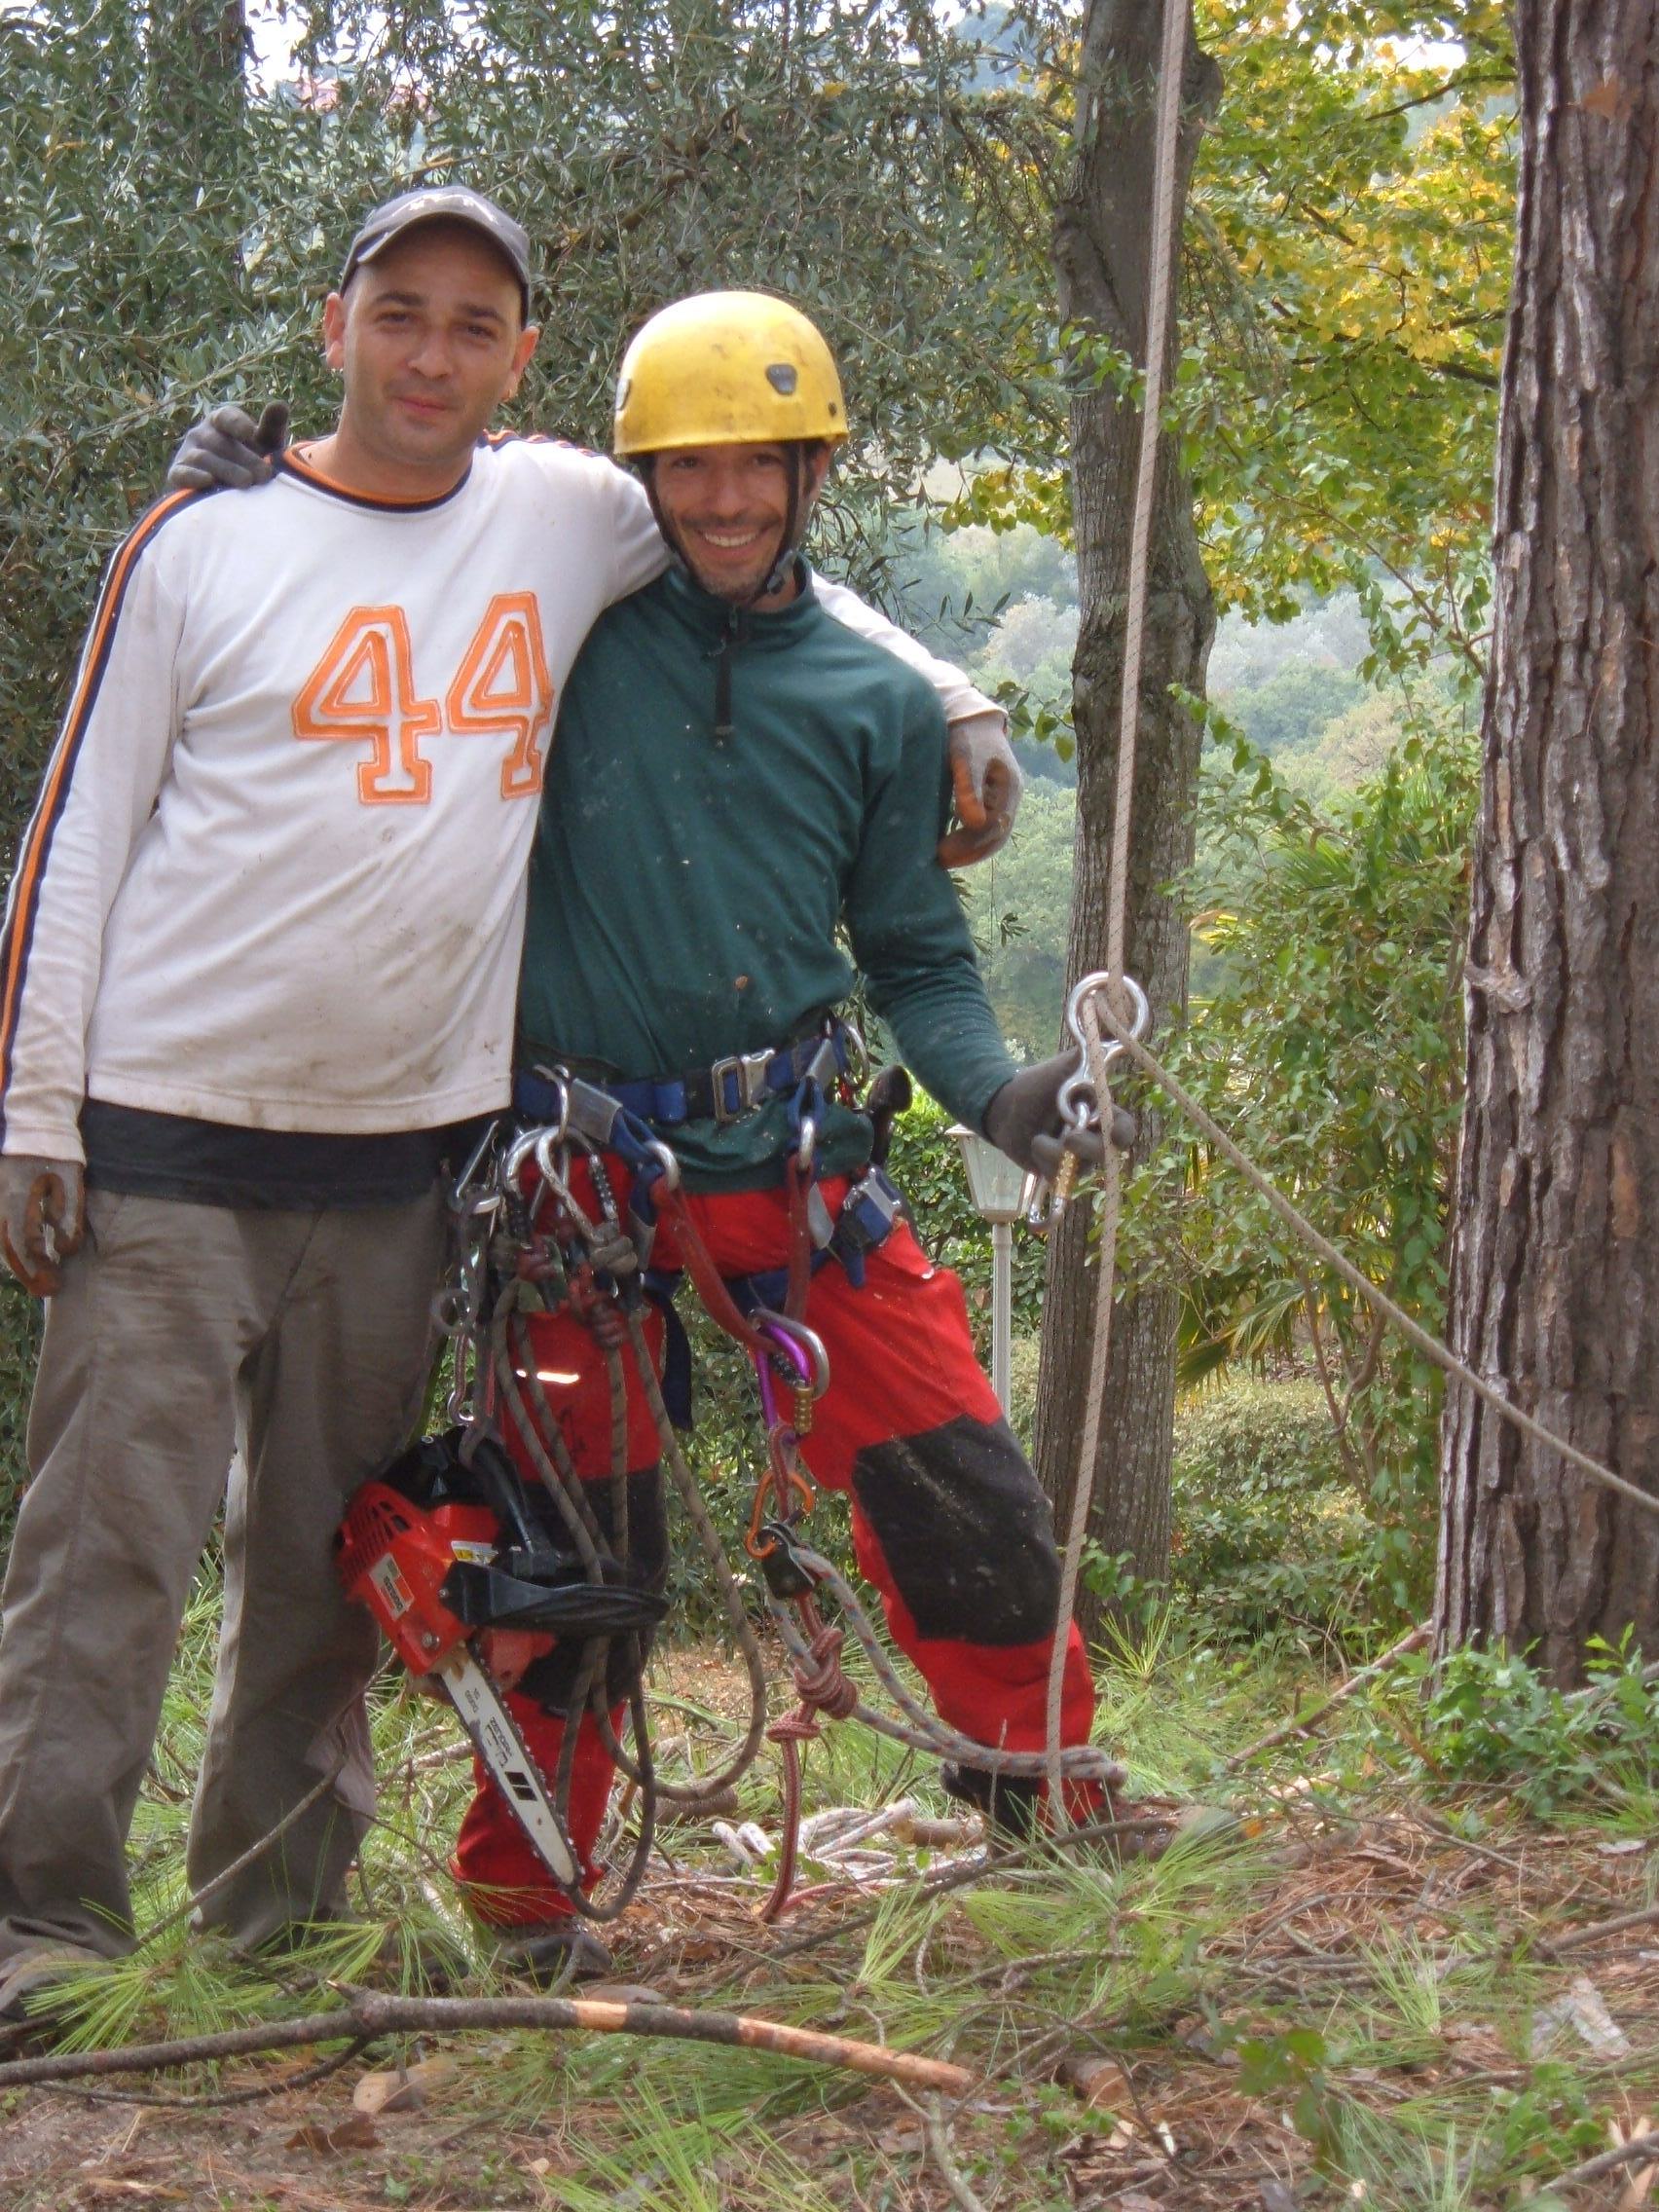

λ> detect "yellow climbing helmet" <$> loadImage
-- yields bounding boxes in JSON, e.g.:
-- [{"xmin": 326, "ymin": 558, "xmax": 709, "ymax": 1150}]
[{"xmin": 613, "ymin": 290, "xmax": 848, "ymax": 457}]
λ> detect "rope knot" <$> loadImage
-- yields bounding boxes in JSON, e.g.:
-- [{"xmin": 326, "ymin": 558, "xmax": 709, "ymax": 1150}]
[
  {"xmin": 766, "ymin": 1709, "xmax": 822, "ymax": 1746},
  {"xmin": 791, "ymin": 1623, "xmax": 858, "ymax": 1720}
]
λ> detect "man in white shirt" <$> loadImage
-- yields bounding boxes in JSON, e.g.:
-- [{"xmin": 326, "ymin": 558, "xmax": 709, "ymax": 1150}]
[{"xmin": 0, "ymin": 185, "xmax": 1012, "ymax": 2011}]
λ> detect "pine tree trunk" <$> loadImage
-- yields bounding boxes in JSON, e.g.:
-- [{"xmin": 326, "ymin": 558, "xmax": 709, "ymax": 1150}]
[
  {"xmin": 1036, "ymin": 0, "xmax": 1220, "ymax": 1635},
  {"xmin": 1435, "ymin": 0, "xmax": 1659, "ymax": 1684}
]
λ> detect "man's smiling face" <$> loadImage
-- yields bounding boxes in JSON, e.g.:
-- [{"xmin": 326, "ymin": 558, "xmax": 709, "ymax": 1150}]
[
  {"xmin": 650, "ymin": 441, "xmax": 830, "ymax": 604},
  {"xmin": 322, "ymin": 220, "xmax": 537, "ymax": 494}
]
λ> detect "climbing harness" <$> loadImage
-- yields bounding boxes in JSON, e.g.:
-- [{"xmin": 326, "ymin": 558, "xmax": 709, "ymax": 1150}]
[{"xmin": 339, "ymin": 1046, "xmax": 1124, "ymax": 1922}]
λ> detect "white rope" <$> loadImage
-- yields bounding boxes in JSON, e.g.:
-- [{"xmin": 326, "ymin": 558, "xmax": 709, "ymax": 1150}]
[
  {"xmin": 1091, "ymin": 1008, "xmax": 1659, "ymax": 1523},
  {"xmin": 1044, "ymin": 0, "xmax": 1192, "ymax": 1824}
]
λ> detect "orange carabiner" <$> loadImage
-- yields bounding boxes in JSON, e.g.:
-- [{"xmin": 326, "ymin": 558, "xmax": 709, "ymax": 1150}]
[{"xmin": 745, "ymin": 1430, "xmax": 816, "ymax": 1559}]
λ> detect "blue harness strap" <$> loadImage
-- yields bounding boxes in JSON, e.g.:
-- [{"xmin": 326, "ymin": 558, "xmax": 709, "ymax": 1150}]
[{"xmin": 515, "ymin": 1024, "xmax": 855, "ymax": 1131}]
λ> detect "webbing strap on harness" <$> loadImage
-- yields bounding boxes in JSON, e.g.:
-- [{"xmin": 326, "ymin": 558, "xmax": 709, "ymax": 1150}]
[{"xmin": 514, "ymin": 1020, "xmax": 859, "ymax": 1130}]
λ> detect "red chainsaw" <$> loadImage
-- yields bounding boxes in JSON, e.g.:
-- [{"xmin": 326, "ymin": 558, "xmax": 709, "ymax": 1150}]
[{"xmin": 336, "ymin": 1429, "xmax": 667, "ymax": 1891}]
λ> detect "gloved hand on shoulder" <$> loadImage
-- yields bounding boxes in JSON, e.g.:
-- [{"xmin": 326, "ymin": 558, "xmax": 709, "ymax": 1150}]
[
  {"xmin": 166, "ymin": 400, "xmax": 291, "ymax": 492},
  {"xmin": 0, "ymin": 1155, "xmax": 86, "ymax": 1297},
  {"xmin": 938, "ymin": 711, "xmax": 1024, "ymax": 867},
  {"xmin": 981, "ymin": 1055, "xmax": 1136, "ymax": 1181}
]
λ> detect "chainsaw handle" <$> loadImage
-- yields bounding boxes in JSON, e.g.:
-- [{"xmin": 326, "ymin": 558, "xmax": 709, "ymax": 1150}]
[{"xmin": 457, "ymin": 1428, "xmax": 542, "ymax": 1560}]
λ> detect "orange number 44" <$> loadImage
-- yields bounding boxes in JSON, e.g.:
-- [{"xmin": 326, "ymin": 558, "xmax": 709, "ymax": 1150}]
[
  {"xmin": 445, "ymin": 593, "xmax": 556, "ymax": 800},
  {"xmin": 292, "ymin": 599, "xmax": 555, "ymax": 805}
]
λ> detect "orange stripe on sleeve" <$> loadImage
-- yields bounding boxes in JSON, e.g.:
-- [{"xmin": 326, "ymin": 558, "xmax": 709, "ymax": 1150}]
[{"xmin": 0, "ymin": 490, "xmax": 198, "ymax": 1099}]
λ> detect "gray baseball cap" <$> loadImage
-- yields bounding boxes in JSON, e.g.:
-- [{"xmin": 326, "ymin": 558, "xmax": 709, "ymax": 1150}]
[{"xmin": 341, "ymin": 185, "xmax": 532, "ymax": 315}]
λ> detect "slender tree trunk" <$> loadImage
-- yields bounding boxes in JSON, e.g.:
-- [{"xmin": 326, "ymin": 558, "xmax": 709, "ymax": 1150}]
[
  {"xmin": 1435, "ymin": 0, "xmax": 1659, "ymax": 1683},
  {"xmin": 1036, "ymin": 0, "xmax": 1220, "ymax": 1634},
  {"xmin": 144, "ymin": 0, "xmax": 247, "ymax": 203}
]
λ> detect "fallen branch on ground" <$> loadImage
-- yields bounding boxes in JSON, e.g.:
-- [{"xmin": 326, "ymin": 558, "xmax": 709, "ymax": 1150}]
[
  {"xmin": 1544, "ymin": 2125, "xmax": 1659, "ymax": 2194},
  {"xmin": 1538, "ymin": 1899, "xmax": 1659, "ymax": 1959},
  {"xmin": 1227, "ymin": 1624, "xmax": 1430, "ymax": 1770},
  {"xmin": 0, "ymin": 1992, "xmax": 972, "ymax": 2097},
  {"xmin": 923, "ymin": 2093, "xmax": 991, "ymax": 2212}
]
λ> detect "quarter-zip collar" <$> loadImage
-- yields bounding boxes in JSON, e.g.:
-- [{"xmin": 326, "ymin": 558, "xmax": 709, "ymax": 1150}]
[{"xmin": 659, "ymin": 558, "xmax": 822, "ymax": 739}]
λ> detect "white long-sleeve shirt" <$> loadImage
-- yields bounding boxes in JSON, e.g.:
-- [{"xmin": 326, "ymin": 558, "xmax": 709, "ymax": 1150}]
[{"xmin": 0, "ymin": 436, "xmax": 995, "ymax": 1160}]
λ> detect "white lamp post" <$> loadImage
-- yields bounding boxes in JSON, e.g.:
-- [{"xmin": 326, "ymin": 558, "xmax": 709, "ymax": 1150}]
[{"xmin": 948, "ymin": 1126, "xmax": 1033, "ymax": 1419}]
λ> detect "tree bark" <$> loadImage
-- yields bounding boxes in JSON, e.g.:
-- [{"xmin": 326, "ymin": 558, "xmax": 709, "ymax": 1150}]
[
  {"xmin": 1435, "ymin": 0, "xmax": 1659, "ymax": 1683},
  {"xmin": 1036, "ymin": 0, "xmax": 1220, "ymax": 1633}
]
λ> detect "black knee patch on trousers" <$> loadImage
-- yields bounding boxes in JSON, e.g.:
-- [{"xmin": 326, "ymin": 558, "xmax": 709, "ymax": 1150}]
[
  {"xmin": 849, "ymin": 1416, "xmax": 1060, "ymax": 1645},
  {"xmin": 516, "ymin": 1463, "xmax": 668, "ymax": 1712}
]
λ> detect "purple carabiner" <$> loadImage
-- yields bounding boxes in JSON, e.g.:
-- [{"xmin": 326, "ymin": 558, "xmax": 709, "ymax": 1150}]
[{"xmin": 752, "ymin": 1312, "xmax": 819, "ymax": 1429}]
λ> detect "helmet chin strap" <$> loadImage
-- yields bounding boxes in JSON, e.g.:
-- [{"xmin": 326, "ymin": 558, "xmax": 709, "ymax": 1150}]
[{"xmin": 639, "ymin": 446, "xmax": 813, "ymax": 740}]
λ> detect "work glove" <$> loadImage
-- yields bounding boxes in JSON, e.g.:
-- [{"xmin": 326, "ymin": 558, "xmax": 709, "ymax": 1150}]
[
  {"xmin": 0, "ymin": 1155, "xmax": 86, "ymax": 1297},
  {"xmin": 981, "ymin": 1055, "xmax": 1137, "ymax": 1181},
  {"xmin": 939, "ymin": 710, "xmax": 1023, "ymax": 867},
  {"xmin": 166, "ymin": 400, "xmax": 291, "ymax": 492}
]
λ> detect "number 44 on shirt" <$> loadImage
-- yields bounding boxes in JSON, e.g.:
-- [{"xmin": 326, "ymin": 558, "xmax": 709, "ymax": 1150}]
[{"xmin": 292, "ymin": 594, "xmax": 554, "ymax": 806}]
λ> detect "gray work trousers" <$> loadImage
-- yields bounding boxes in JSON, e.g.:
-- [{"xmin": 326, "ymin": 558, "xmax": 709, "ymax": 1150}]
[{"xmin": 0, "ymin": 1186, "xmax": 447, "ymax": 1964}]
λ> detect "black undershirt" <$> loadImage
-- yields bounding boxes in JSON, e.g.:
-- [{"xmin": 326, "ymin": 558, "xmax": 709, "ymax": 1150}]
[{"xmin": 81, "ymin": 1099, "xmax": 488, "ymax": 1210}]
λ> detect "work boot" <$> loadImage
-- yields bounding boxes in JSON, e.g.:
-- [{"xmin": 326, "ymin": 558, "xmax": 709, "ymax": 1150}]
[
  {"xmin": 239, "ymin": 1916, "xmax": 468, "ymax": 1993},
  {"xmin": 495, "ymin": 1922, "xmax": 614, "ymax": 1988},
  {"xmin": 940, "ymin": 1761, "xmax": 1041, "ymax": 1842},
  {"xmin": 1088, "ymin": 1789, "xmax": 1240, "ymax": 1864},
  {"xmin": 0, "ymin": 1940, "xmax": 107, "ymax": 2029}
]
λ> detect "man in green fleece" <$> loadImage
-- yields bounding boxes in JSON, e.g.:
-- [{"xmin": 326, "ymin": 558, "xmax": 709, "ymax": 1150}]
[{"xmin": 448, "ymin": 291, "xmax": 1124, "ymax": 1960}]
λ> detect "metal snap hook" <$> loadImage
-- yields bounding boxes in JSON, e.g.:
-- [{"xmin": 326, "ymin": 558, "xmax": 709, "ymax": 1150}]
[
  {"xmin": 644, "ymin": 1137, "xmax": 682, "ymax": 1193},
  {"xmin": 750, "ymin": 1309, "xmax": 831, "ymax": 1398}
]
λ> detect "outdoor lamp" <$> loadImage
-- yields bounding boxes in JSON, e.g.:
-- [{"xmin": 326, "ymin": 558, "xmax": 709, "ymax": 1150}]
[{"xmin": 948, "ymin": 1126, "xmax": 1034, "ymax": 1419}]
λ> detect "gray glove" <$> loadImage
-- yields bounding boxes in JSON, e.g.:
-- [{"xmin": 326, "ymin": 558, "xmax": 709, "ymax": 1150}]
[
  {"xmin": 0, "ymin": 1155, "xmax": 86, "ymax": 1297},
  {"xmin": 939, "ymin": 711, "xmax": 1024, "ymax": 867},
  {"xmin": 982, "ymin": 1054, "xmax": 1136, "ymax": 1181},
  {"xmin": 166, "ymin": 400, "xmax": 291, "ymax": 492}
]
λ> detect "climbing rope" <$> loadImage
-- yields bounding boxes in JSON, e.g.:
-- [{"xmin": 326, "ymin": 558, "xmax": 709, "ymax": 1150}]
[
  {"xmin": 1087, "ymin": 1002, "xmax": 1659, "ymax": 1524},
  {"xmin": 1043, "ymin": 0, "xmax": 1193, "ymax": 1825},
  {"xmin": 443, "ymin": 1106, "xmax": 1121, "ymax": 1924},
  {"xmin": 1041, "ymin": 0, "xmax": 1659, "ymax": 1830}
]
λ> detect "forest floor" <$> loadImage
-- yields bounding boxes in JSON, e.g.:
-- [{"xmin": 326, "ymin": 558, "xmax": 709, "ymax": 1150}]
[{"xmin": 0, "ymin": 1631, "xmax": 1655, "ymax": 2211}]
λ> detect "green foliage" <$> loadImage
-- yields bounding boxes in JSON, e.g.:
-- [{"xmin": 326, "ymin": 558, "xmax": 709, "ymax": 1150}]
[
  {"xmin": 1120, "ymin": 714, "xmax": 1479, "ymax": 1622},
  {"xmin": 960, "ymin": 780, "xmax": 1078, "ymax": 1055},
  {"xmin": 1220, "ymin": 655, "xmax": 1365, "ymax": 758},
  {"xmin": 1169, "ymin": 1377, "xmax": 1370, "ymax": 1644},
  {"xmin": 884, "ymin": 1087, "xmax": 1046, "ymax": 1338},
  {"xmin": 1186, "ymin": 0, "xmax": 1514, "ymax": 677},
  {"xmin": 1228, "ymin": 2022, "xmax": 1337, "ymax": 2151},
  {"xmin": 957, "ymin": 2, "xmax": 1512, "ymax": 689},
  {"xmin": 1366, "ymin": 1640, "xmax": 1659, "ymax": 1820},
  {"xmin": 0, "ymin": 0, "xmax": 1052, "ymax": 855}
]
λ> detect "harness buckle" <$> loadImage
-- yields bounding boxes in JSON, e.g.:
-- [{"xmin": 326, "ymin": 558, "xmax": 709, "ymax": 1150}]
[{"xmin": 710, "ymin": 1048, "xmax": 776, "ymax": 1124}]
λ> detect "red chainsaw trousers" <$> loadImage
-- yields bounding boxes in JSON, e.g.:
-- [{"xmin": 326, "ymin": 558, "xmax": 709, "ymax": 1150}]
[{"xmin": 451, "ymin": 1170, "xmax": 1098, "ymax": 1927}]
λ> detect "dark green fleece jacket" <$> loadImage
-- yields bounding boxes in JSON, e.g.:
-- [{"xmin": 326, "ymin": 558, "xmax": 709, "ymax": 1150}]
[{"xmin": 517, "ymin": 564, "xmax": 1016, "ymax": 1190}]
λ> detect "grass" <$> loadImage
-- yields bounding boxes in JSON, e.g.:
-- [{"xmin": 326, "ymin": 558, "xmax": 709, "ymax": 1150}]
[{"xmin": 3, "ymin": 1573, "xmax": 1657, "ymax": 2212}]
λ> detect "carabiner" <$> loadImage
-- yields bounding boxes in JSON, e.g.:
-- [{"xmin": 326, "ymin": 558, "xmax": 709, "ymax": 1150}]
[
  {"xmin": 1055, "ymin": 973, "xmax": 1151, "ymax": 1130},
  {"xmin": 745, "ymin": 1435, "xmax": 816, "ymax": 1559},
  {"xmin": 501, "ymin": 1124, "xmax": 547, "ymax": 1191},
  {"xmin": 751, "ymin": 1309, "xmax": 831, "ymax": 1399},
  {"xmin": 644, "ymin": 1135, "xmax": 682, "ymax": 1194},
  {"xmin": 1024, "ymin": 973, "xmax": 1152, "ymax": 1235},
  {"xmin": 532, "ymin": 1073, "xmax": 571, "ymax": 1148},
  {"xmin": 835, "ymin": 1014, "xmax": 870, "ymax": 1092},
  {"xmin": 533, "ymin": 1126, "xmax": 570, "ymax": 1194},
  {"xmin": 451, "ymin": 1117, "xmax": 503, "ymax": 1214}
]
